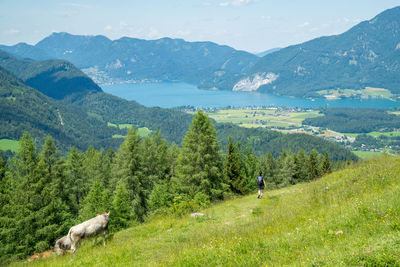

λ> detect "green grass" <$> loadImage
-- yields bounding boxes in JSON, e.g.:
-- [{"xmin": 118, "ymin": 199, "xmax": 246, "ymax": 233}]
[
  {"xmin": 19, "ymin": 155, "xmax": 400, "ymax": 266},
  {"xmin": 367, "ymin": 131, "xmax": 400, "ymax": 137},
  {"xmin": 0, "ymin": 139, "xmax": 19, "ymax": 152},
  {"xmin": 108, "ymin": 123, "xmax": 152, "ymax": 138},
  {"xmin": 342, "ymin": 131, "xmax": 400, "ymax": 138},
  {"xmin": 352, "ymin": 151, "xmax": 383, "ymax": 159},
  {"xmin": 316, "ymin": 87, "xmax": 394, "ymax": 100},
  {"xmin": 201, "ymin": 108, "xmax": 322, "ymax": 129}
]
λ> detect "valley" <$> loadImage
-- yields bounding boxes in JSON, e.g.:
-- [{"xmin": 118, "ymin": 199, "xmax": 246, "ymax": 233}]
[{"xmin": 187, "ymin": 107, "xmax": 400, "ymax": 157}]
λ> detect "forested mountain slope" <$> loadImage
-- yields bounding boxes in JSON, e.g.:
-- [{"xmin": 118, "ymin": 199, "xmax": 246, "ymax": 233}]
[
  {"xmin": 0, "ymin": 66, "xmax": 120, "ymax": 151},
  {"xmin": 0, "ymin": 50, "xmax": 101, "ymax": 100}
]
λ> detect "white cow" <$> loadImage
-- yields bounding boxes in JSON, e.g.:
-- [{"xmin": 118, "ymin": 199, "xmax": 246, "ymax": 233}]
[{"xmin": 68, "ymin": 211, "xmax": 110, "ymax": 252}]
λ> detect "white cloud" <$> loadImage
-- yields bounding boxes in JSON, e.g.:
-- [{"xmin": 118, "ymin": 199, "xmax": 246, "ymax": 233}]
[
  {"xmin": 219, "ymin": 0, "xmax": 257, "ymax": 7},
  {"xmin": 4, "ymin": 29, "xmax": 20, "ymax": 35},
  {"xmin": 60, "ymin": 2, "xmax": 94, "ymax": 9},
  {"xmin": 104, "ymin": 25, "xmax": 112, "ymax": 31},
  {"xmin": 297, "ymin": 21, "xmax": 310, "ymax": 27},
  {"xmin": 202, "ymin": 2, "xmax": 212, "ymax": 6},
  {"xmin": 232, "ymin": 0, "xmax": 255, "ymax": 6},
  {"xmin": 148, "ymin": 27, "xmax": 159, "ymax": 39},
  {"xmin": 176, "ymin": 30, "xmax": 191, "ymax": 36}
]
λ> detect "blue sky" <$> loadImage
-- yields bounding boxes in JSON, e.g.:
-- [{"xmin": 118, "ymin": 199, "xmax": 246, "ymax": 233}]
[{"xmin": 1, "ymin": 0, "xmax": 399, "ymax": 52}]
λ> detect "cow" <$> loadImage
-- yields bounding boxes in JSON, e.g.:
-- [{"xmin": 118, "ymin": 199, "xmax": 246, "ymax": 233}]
[
  {"xmin": 67, "ymin": 211, "xmax": 110, "ymax": 252},
  {"xmin": 54, "ymin": 235, "xmax": 72, "ymax": 255}
]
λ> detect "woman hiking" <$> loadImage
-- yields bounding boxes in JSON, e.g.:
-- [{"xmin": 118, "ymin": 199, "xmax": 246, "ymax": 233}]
[{"xmin": 257, "ymin": 170, "xmax": 266, "ymax": 199}]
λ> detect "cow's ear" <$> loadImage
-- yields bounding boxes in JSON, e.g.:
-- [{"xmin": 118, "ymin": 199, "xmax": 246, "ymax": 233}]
[{"xmin": 107, "ymin": 211, "xmax": 110, "ymax": 216}]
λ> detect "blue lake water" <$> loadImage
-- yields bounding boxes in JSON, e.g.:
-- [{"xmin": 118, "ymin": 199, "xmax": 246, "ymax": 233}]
[{"xmin": 101, "ymin": 82, "xmax": 400, "ymax": 109}]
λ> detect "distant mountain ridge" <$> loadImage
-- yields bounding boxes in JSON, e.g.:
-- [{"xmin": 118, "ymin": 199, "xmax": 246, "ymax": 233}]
[
  {"xmin": 255, "ymin": 48, "xmax": 281, "ymax": 57},
  {"xmin": 0, "ymin": 33, "xmax": 258, "ymax": 87},
  {"xmin": 229, "ymin": 6, "xmax": 400, "ymax": 97}
]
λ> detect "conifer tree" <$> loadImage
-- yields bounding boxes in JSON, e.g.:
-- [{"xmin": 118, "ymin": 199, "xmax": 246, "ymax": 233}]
[
  {"xmin": 225, "ymin": 137, "xmax": 245, "ymax": 194},
  {"xmin": 307, "ymin": 149, "xmax": 320, "ymax": 181},
  {"xmin": 293, "ymin": 149, "xmax": 308, "ymax": 183},
  {"xmin": 9, "ymin": 132, "xmax": 38, "ymax": 257},
  {"xmin": 175, "ymin": 110, "xmax": 224, "ymax": 201},
  {"xmin": 278, "ymin": 153, "xmax": 296, "ymax": 186},
  {"xmin": 321, "ymin": 152, "xmax": 332, "ymax": 175},
  {"xmin": 242, "ymin": 144, "xmax": 258, "ymax": 191},
  {"xmin": 112, "ymin": 127, "xmax": 148, "ymax": 221},
  {"xmin": 65, "ymin": 147, "xmax": 85, "ymax": 215},
  {"xmin": 111, "ymin": 180, "xmax": 132, "ymax": 230},
  {"xmin": 261, "ymin": 152, "xmax": 276, "ymax": 188},
  {"xmin": 79, "ymin": 180, "xmax": 110, "ymax": 221},
  {"xmin": 32, "ymin": 136, "xmax": 72, "ymax": 252}
]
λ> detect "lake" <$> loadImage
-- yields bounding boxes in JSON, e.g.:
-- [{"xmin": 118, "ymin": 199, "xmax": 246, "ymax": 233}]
[{"xmin": 101, "ymin": 82, "xmax": 400, "ymax": 109}]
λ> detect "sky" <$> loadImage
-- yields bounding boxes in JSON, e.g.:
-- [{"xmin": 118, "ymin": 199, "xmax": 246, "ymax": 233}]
[{"xmin": 1, "ymin": 0, "xmax": 400, "ymax": 53}]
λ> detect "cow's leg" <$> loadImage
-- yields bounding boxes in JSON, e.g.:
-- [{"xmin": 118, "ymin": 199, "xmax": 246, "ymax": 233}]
[
  {"xmin": 71, "ymin": 241, "xmax": 76, "ymax": 253},
  {"xmin": 94, "ymin": 237, "xmax": 97, "ymax": 245},
  {"xmin": 102, "ymin": 230, "xmax": 106, "ymax": 246}
]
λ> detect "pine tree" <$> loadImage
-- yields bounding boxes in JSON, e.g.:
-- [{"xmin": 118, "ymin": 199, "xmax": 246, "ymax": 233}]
[
  {"xmin": 65, "ymin": 147, "xmax": 85, "ymax": 215},
  {"xmin": 33, "ymin": 136, "xmax": 72, "ymax": 252},
  {"xmin": 175, "ymin": 110, "xmax": 224, "ymax": 201},
  {"xmin": 293, "ymin": 149, "xmax": 308, "ymax": 183},
  {"xmin": 10, "ymin": 132, "xmax": 38, "ymax": 258},
  {"xmin": 225, "ymin": 137, "xmax": 245, "ymax": 194},
  {"xmin": 111, "ymin": 180, "xmax": 132, "ymax": 230},
  {"xmin": 278, "ymin": 153, "xmax": 296, "ymax": 186},
  {"xmin": 242, "ymin": 144, "xmax": 258, "ymax": 192},
  {"xmin": 79, "ymin": 180, "xmax": 109, "ymax": 221},
  {"xmin": 112, "ymin": 127, "xmax": 148, "ymax": 221},
  {"xmin": 261, "ymin": 152, "xmax": 276, "ymax": 188},
  {"xmin": 307, "ymin": 149, "xmax": 320, "ymax": 181},
  {"xmin": 320, "ymin": 152, "xmax": 332, "ymax": 175}
]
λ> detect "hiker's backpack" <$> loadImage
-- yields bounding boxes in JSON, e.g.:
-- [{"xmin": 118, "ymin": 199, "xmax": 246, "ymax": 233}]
[{"xmin": 257, "ymin": 176, "xmax": 264, "ymax": 186}]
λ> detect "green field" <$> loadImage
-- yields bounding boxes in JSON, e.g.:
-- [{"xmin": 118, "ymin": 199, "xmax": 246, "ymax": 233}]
[
  {"xmin": 108, "ymin": 123, "xmax": 152, "ymax": 138},
  {"xmin": 352, "ymin": 150, "xmax": 383, "ymax": 159},
  {"xmin": 342, "ymin": 131, "xmax": 400, "ymax": 138},
  {"xmin": 0, "ymin": 139, "xmax": 19, "ymax": 152},
  {"xmin": 20, "ymin": 155, "xmax": 400, "ymax": 266},
  {"xmin": 198, "ymin": 108, "xmax": 322, "ymax": 129},
  {"xmin": 316, "ymin": 87, "xmax": 394, "ymax": 100}
]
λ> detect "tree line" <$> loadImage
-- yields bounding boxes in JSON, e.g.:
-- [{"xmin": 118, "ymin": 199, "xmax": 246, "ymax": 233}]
[{"xmin": 0, "ymin": 110, "xmax": 335, "ymax": 264}]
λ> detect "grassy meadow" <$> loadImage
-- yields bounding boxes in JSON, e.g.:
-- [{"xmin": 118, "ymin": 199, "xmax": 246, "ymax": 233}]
[
  {"xmin": 18, "ymin": 154, "xmax": 400, "ymax": 266},
  {"xmin": 0, "ymin": 139, "xmax": 19, "ymax": 152},
  {"xmin": 316, "ymin": 87, "xmax": 394, "ymax": 100},
  {"xmin": 107, "ymin": 123, "xmax": 152, "ymax": 138},
  {"xmin": 198, "ymin": 108, "xmax": 322, "ymax": 129}
]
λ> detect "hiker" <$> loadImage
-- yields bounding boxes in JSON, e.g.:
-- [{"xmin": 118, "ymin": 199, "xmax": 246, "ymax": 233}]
[{"xmin": 257, "ymin": 170, "xmax": 266, "ymax": 199}]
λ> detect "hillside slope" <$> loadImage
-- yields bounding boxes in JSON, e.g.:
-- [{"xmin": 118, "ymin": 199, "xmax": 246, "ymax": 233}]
[
  {"xmin": 230, "ymin": 6, "xmax": 400, "ymax": 97},
  {"xmin": 20, "ymin": 155, "xmax": 400, "ymax": 266},
  {"xmin": 0, "ymin": 66, "xmax": 121, "ymax": 152},
  {"xmin": 0, "ymin": 50, "xmax": 101, "ymax": 100}
]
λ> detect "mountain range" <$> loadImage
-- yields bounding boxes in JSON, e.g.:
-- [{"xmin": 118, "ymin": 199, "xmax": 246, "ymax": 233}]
[
  {"xmin": 2, "ymin": 6, "xmax": 400, "ymax": 98},
  {"xmin": 0, "ymin": 33, "xmax": 258, "ymax": 88}
]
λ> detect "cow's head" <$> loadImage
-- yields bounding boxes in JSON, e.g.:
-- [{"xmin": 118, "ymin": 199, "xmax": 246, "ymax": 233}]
[{"xmin": 102, "ymin": 211, "xmax": 110, "ymax": 217}]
